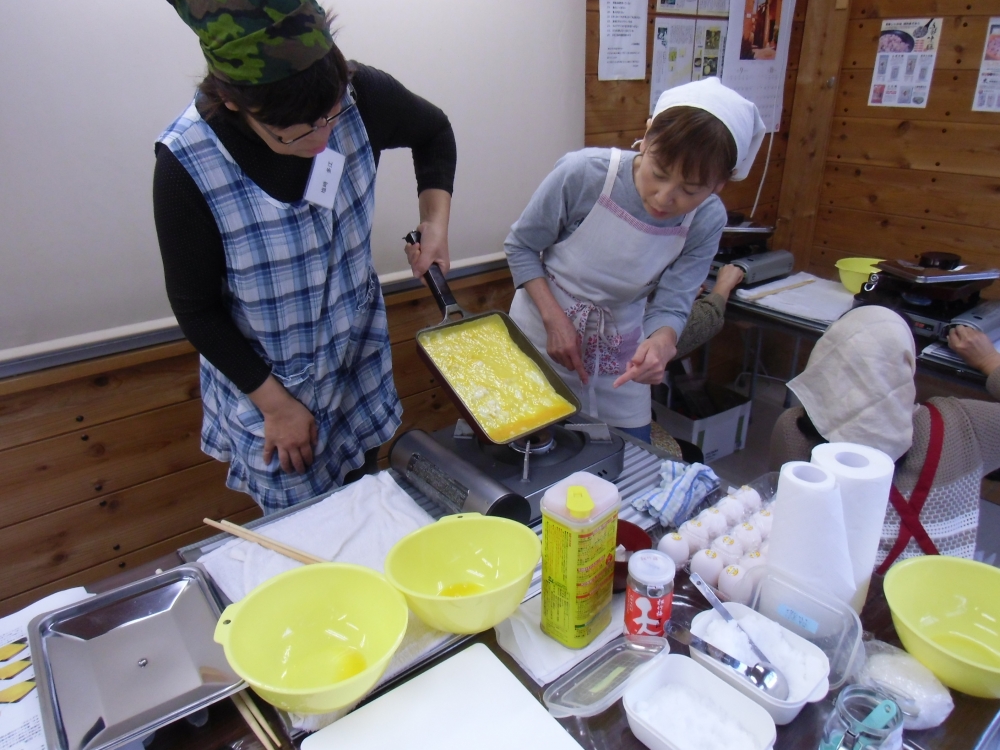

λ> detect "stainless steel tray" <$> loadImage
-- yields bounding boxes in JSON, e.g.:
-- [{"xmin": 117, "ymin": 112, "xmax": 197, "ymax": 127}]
[{"xmin": 28, "ymin": 564, "xmax": 243, "ymax": 750}]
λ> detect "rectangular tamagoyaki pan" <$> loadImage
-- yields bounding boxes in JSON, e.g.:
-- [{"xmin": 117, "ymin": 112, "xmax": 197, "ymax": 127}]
[{"xmin": 414, "ymin": 264, "xmax": 581, "ymax": 445}]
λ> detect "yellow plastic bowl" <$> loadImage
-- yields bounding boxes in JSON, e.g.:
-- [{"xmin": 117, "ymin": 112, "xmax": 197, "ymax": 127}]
[
  {"xmin": 214, "ymin": 563, "xmax": 408, "ymax": 713},
  {"xmin": 835, "ymin": 257, "xmax": 884, "ymax": 293},
  {"xmin": 884, "ymin": 556, "xmax": 1000, "ymax": 698},
  {"xmin": 384, "ymin": 514, "xmax": 541, "ymax": 634}
]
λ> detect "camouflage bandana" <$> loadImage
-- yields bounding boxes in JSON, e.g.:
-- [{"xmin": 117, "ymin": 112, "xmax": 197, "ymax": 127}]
[{"xmin": 170, "ymin": 0, "xmax": 334, "ymax": 85}]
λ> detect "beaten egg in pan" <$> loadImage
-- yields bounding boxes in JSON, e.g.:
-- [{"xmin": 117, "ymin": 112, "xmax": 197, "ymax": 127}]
[{"xmin": 418, "ymin": 315, "xmax": 575, "ymax": 443}]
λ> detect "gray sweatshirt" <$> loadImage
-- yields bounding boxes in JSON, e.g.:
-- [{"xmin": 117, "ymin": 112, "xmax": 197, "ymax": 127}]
[{"xmin": 504, "ymin": 148, "xmax": 726, "ymax": 338}]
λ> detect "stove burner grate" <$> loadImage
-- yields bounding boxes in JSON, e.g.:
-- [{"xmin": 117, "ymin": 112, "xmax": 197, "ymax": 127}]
[{"xmin": 509, "ymin": 429, "xmax": 556, "ymax": 455}]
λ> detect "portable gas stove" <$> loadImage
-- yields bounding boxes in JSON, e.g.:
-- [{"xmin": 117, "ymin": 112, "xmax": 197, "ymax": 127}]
[
  {"xmin": 854, "ymin": 253, "xmax": 1000, "ymax": 340},
  {"xmin": 389, "ymin": 413, "xmax": 625, "ymax": 526}
]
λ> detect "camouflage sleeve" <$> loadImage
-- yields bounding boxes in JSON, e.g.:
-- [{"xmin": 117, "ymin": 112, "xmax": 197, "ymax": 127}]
[{"xmin": 351, "ymin": 62, "xmax": 457, "ymax": 195}]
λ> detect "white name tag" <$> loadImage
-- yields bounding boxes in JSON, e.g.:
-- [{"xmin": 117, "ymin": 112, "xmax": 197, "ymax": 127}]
[{"xmin": 303, "ymin": 148, "xmax": 346, "ymax": 209}]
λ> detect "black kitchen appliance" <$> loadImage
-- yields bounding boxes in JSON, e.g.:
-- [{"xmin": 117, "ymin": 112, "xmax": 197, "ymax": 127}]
[
  {"xmin": 854, "ymin": 253, "xmax": 1000, "ymax": 340},
  {"xmin": 389, "ymin": 413, "xmax": 626, "ymax": 526}
]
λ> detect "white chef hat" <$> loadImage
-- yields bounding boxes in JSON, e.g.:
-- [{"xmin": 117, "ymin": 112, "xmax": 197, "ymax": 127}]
[{"xmin": 652, "ymin": 78, "xmax": 766, "ymax": 181}]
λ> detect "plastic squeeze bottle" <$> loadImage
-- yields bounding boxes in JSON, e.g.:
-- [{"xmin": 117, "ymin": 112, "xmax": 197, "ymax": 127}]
[{"xmin": 540, "ymin": 472, "xmax": 619, "ymax": 649}]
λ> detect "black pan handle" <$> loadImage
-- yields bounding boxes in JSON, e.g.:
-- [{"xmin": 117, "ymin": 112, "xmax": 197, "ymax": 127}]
[{"xmin": 404, "ymin": 229, "xmax": 463, "ymax": 318}]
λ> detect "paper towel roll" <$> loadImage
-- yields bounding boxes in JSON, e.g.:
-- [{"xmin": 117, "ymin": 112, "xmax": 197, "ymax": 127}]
[
  {"xmin": 768, "ymin": 461, "xmax": 857, "ymax": 606},
  {"xmin": 811, "ymin": 442, "xmax": 895, "ymax": 613}
]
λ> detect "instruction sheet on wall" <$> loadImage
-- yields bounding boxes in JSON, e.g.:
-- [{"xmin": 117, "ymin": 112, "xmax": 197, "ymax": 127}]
[
  {"xmin": 650, "ymin": 16, "xmax": 729, "ymax": 113},
  {"xmin": 973, "ymin": 17, "xmax": 1000, "ymax": 111},
  {"xmin": 651, "ymin": 17, "xmax": 697, "ymax": 108},
  {"xmin": 867, "ymin": 18, "xmax": 942, "ymax": 108},
  {"xmin": 721, "ymin": 0, "xmax": 798, "ymax": 131},
  {"xmin": 656, "ymin": 0, "xmax": 729, "ymax": 16},
  {"xmin": 599, "ymin": 0, "xmax": 648, "ymax": 80}
]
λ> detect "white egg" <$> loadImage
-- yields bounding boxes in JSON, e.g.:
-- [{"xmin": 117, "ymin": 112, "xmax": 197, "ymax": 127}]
[
  {"xmin": 657, "ymin": 532, "xmax": 691, "ymax": 566},
  {"xmin": 751, "ymin": 509, "xmax": 774, "ymax": 539},
  {"xmin": 718, "ymin": 565, "xmax": 750, "ymax": 602},
  {"xmin": 758, "ymin": 540, "xmax": 770, "ymax": 557},
  {"xmin": 697, "ymin": 507, "xmax": 728, "ymax": 537},
  {"xmin": 689, "ymin": 548, "xmax": 724, "ymax": 588},
  {"xmin": 739, "ymin": 550, "xmax": 766, "ymax": 570},
  {"xmin": 710, "ymin": 534, "xmax": 744, "ymax": 565},
  {"xmin": 734, "ymin": 522, "xmax": 762, "ymax": 552},
  {"xmin": 715, "ymin": 495, "xmax": 745, "ymax": 525},
  {"xmin": 733, "ymin": 486, "xmax": 762, "ymax": 514},
  {"xmin": 679, "ymin": 520, "xmax": 710, "ymax": 554}
]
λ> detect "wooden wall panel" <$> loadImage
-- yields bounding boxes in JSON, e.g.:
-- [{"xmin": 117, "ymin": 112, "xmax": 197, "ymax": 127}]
[
  {"xmin": 0, "ymin": 461, "xmax": 249, "ymax": 602},
  {"xmin": 586, "ymin": 1, "xmax": 807, "ymax": 224},
  {"xmin": 837, "ymin": 68, "xmax": 998, "ymax": 123},
  {"xmin": 0, "ymin": 350, "xmax": 200, "ymax": 452},
  {"xmin": 0, "ymin": 506, "xmax": 260, "ymax": 618},
  {"xmin": 819, "ymin": 163, "xmax": 1000, "ymax": 229},
  {"xmin": 827, "ymin": 117, "xmax": 1000, "ymax": 176},
  {"xmin": 3, "ymin": 399, "xmax": 208, "ymax": 526},
  {"xmin": 0, "ymin": 268, "xmax": 514, "ymax": 617}
]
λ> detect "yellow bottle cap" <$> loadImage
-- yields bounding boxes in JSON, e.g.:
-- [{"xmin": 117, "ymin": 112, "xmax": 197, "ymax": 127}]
[{"xmin": 566, "ymin": 485, "xmax": 594, "ymax": 519}]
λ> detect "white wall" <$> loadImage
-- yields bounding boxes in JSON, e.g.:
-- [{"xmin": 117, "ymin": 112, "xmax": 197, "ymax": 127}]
[{"xmin": 0, "ymin": 0, "xmax": 584, "ymax": 354}]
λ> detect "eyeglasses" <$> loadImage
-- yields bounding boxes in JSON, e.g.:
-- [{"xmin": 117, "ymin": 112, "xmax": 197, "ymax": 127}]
[{"xmin": 256, "ymin": 86, "xmax": 357, "ymax": 146}]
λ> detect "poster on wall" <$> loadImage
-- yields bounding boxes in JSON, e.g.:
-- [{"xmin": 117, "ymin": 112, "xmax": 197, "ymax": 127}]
[
  {"xmin": 694, "ymin": 19, "xmax": 729, "ymax": 81},
  {"xmin": 650, "ymin": 17, "xmax": 698, "ymax": 112},
  {"xmin": 656, "ymin": 0, "xmax": 698, "ymax": 16},
  {"xmin": 599, "ymin": 0, "xmax": 649, "ymax": 80},
  {"xmin": 867, "ymin": 18, "xmax": 942, "ymax": 108},
  {"xmin": 721, "ymin": 0, "xmax": 797, "ymax": 132},
  {"xmin": 696, "ymin": 0, "xmax": 732, "ymax": 17},
  {"xmin": 972, "ymin": 17, "xmax": 1000, "ymax": 111}
]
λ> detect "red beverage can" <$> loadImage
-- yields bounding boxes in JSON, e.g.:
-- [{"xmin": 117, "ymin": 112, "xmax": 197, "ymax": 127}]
[{"xmin": 624, "ymin": 549, "xmax": 676, "ymax": 637}]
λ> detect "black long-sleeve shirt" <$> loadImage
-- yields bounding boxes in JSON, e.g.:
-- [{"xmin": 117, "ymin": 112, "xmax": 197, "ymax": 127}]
[{"xmin": 153, "ymin": 62, "xmax": 457, "ymax": 393}]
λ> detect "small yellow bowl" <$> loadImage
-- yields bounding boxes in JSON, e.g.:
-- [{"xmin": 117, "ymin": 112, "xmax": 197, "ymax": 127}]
[
  {"xmin": 835, "ymin": 257, "xmax": 884, "ymax": 294},
  {"xmin": 384, "ymin": 514, "xmax": 541, "ymax": 634},
  {"xmin": 214, "ymin": 563, "xmax": 408, "ymax": 713},
  {"xmin": 884, "ymin": 555, "xmax": 1000, "ymax": 698}
]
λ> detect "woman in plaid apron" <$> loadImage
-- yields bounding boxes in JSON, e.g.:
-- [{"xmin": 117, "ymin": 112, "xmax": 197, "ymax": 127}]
[{"xmin": 154, "ymin": 1, "xmax": 455, "ymax": 512}]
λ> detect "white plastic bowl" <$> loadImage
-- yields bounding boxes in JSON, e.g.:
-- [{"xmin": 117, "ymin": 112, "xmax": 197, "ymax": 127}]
[
  {"xmin": 690, "ymin": 603, "xmax": 830, "ymax": 725},
  {"xmin": 623, "ymin": 654, "xmax": 776, "ymax": 750}
]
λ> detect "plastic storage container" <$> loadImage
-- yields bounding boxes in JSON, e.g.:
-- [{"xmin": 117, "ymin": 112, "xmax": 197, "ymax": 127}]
[
  {"xmin": 745, "ymin": 566, "xmax": 863, "ymax": 690},
  {"xmin": 623, "ymin": 654, "xmax": 776, "ymax": 750},
  {"xmin": 542, "ymin": 635, "xmax": 668, "ymax": 718},
  {"xmin": 689, "ymin": 603, "xmax": 831, "ymax": 725},
  {"xmin": 541, "ymin": 472, "xmax": 619, "ymax": 649}
]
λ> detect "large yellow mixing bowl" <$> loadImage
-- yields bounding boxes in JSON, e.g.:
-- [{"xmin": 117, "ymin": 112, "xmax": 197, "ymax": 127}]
[
  {"xmin": 384, "ymin": 514, "xmax": 541, "ymax": 634},
  {"xmin": 835, "ymin": 257, "xmax": 884, "ymax": 293},
  {"xmin": 214, "ymin": 563, "xmax": 408, "ymax": 713},
  {"xmin": 884, "ymin": 555, "xmax": 1000, "ymax": 698}
]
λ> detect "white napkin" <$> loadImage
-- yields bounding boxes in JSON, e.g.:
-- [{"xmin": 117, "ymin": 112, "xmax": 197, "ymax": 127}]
[
  {"xmin": 735, "ymin": 272, "xmax": 856, "ymax": 324},
  {"xmin": 198, "ymin": 472, "xmax": 433, "ymax": 602},
  {"xmin": 495, "ymin": 594, "xmax": 626, "ymax": 686},
  {"xmin": 198, "ymin": 472, "xmax": 455, "ymax": 732}
]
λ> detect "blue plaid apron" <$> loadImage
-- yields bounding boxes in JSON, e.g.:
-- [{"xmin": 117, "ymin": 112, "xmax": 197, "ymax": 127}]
[{"xmin": 158, "ymin": 93, "xmax": 401, "ymax": 513}]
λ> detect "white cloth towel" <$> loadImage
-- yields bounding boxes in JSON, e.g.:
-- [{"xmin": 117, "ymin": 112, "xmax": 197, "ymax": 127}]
[
  {"xmin": 652, "ymin": 78, "xmax": 766, "ymax": 181},
  {"xmin": 494, "ymin": 593, "xmax": 626, "ymax": 686},
  {"xmin": 735, "ymin": 272, "xmax": 856, "ymax": 324},
  {"xmin": 198, "ymin": 472, "xmax": 433, "ymax": 602},
  {"xmin": 198, "ymin": 472, "xmax": 454, "ymax": 733}
]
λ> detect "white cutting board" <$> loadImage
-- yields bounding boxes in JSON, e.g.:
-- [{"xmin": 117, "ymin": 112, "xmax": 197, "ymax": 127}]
[{"xmin": 301, "ymin": 643, "xmax": 583, "ymax": 750}]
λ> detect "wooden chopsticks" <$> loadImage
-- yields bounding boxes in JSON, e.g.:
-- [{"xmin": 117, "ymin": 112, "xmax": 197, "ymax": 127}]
[
  {"xmin": 232, "ymin": 689, "xmax": 281, "ymax": 750},
  {"xmin": 743, "ymin": 278, "xmax": 816, "ymax": 302},
  {"xmin": 203, "ymin": 518, "xmax": 326, "ymax": 565}
]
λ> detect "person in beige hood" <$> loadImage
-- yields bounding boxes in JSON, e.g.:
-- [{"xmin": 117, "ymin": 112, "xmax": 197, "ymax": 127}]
[{"xmin": 770, "ymin": 305, "xmax": 1000, "ymax": 570}]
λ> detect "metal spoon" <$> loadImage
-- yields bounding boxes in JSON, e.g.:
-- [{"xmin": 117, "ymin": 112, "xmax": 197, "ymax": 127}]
[
  {"xmin": 689, "ymin": 572, "xmax": 778, "ymax": 666},
  {"xmin": 668, "ymin": 623, "xmax": 789, "ymax": 700}
]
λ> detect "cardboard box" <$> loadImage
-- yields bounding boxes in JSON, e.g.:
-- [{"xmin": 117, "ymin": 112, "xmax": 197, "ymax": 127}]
[{"xmin": 651, "ymin": 383, "xmax": 751, "ymax": 463}]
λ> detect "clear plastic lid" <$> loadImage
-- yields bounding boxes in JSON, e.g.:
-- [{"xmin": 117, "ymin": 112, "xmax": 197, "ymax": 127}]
[
  {"xmin": 542, "ymin": 635, "xmax": 668, "ymax": 718},
  {"xmin": 627, "ymin": 549, "xmax": 676, "ymax": 587}
]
